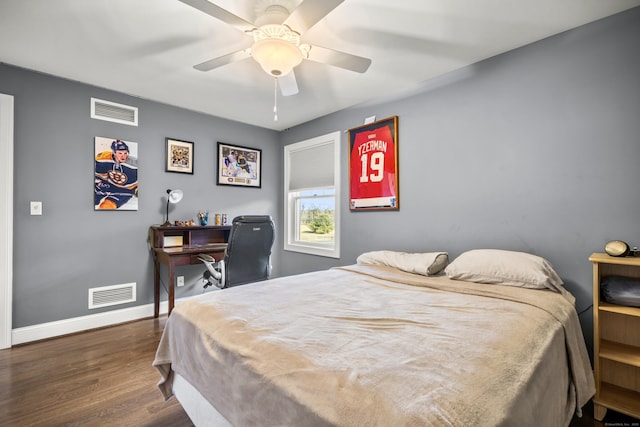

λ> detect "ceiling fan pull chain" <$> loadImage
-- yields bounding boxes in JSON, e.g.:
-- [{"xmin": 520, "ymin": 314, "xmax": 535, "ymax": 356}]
[{"xmin": 273, "ymin": 77, "xmax": 278, "ymax": 121}]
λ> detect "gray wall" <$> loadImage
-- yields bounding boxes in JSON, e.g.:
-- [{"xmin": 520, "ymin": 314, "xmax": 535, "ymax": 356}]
[
  {"xmin": 278, "ymin": 7, "xmax": 640, "ymax": 353},
  {"xmin": 3, "ymin": 7, "xmax": 639, "ymax": 353},
  {"xmin": 0, "ymin": 64, "xmax": 279, "ymax": 328}
]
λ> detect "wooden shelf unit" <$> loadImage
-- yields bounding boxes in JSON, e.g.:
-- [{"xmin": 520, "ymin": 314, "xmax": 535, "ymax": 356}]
[
  {"xmin": 589, "ymin": 252, "xmax": 640, "ymax": 421},
  {"xmin": 148, "ymin": 224, "xmax": 231, "ymax": 249}
]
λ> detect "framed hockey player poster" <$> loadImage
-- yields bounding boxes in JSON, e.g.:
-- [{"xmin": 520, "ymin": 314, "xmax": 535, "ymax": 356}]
[
  {"xmin": 165, "ymin": 138, "xmax": 194, "ymax": 174},
  {"xmin": 216, "ymin": 142, "xmax": 262, "ymax": 188},
  {"xmin": 348, "ymin": 116, "xmax": 399, "ymax": 211}
]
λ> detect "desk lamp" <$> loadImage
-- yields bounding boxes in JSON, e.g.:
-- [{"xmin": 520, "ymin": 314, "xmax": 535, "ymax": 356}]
[{"xmin": 163, "ymin": 189, "xmax": 183, "ymax": 226}]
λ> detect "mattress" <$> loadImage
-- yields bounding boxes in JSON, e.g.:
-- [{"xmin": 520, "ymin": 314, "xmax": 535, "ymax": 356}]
[{"xmin": 154, "ymin": 263, "xmax": 594, "ymax": 426}]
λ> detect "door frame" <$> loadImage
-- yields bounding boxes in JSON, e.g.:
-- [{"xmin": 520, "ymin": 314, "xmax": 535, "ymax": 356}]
[{"xmin": 0, "ymin": 93, "xmax": 14, "ymax": 349}]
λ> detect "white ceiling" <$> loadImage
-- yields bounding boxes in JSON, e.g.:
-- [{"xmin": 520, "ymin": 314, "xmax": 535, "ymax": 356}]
[{"xmin": 1, "ymin": 0, "xmax": 639, "ymax": 131}]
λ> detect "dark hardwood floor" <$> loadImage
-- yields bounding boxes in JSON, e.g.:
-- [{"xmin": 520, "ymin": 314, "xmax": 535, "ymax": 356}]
[
  {"xmin": 0, "ymin": 317, "xmax": 192, "ymax": 426},
  {"xmin": 0, "ymin": 317, "xmax": 638, "ymax": 426}
]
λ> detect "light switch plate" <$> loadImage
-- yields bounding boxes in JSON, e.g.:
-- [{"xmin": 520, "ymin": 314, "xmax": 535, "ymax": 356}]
[{"xmin": 30, "ymin": 201, "xmax": 42, "ymax": 216}]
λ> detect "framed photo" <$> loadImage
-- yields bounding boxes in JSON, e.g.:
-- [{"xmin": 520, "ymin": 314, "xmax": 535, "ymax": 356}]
[
  {"xmin": 94, "ymin": 136, "xmax": 139, "ymax": 211},
  {"xmin": 165, "ymin": 138, "xmax": 194, "ymax": 174},
  {"xmin": 217, "ymin": 142, "xmax": 262, "ymax": 188},
  {"xmin": 348, "ymin": 116, "xmax": 399, "ymax": 211}
]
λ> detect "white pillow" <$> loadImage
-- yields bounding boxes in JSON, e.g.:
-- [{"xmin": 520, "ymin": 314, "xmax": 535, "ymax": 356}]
[
  {"xmin": 357, "ymin": 250, "xmax": 449, "ymax": 276},
  {"xmin": 444, "ymin": 249, "xmax": 564, "ymax": 292}
]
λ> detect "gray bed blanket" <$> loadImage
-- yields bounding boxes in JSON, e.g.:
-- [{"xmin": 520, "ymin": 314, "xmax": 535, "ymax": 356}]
[{"xmin": 154, "ymin": 264, "xmax": 594, "ymax": 426}]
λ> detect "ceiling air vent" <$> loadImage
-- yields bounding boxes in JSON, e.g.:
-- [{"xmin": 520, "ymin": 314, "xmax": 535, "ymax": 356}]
[
  {"xmin": 89, "ymin": 282, "xmax": 136, "ymax": 309},
  {"xmin": 91, "ymin": 97, "xmax": 138, "ymax": 126}
]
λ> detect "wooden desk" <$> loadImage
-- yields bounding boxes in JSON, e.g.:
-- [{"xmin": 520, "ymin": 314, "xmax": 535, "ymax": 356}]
[{"xmin": 148, "ymin": 224, "xmax": 231, "ymax": 317}]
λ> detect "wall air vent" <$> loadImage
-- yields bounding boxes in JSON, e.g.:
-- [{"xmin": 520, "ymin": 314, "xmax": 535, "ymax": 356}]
[
  {"xmin": 88, "ymin": 282, "xmax": 136, "ymax": 309},
  {"xmin": 91, "ymin": 97, "xmax": 138, "ymax": 126}
]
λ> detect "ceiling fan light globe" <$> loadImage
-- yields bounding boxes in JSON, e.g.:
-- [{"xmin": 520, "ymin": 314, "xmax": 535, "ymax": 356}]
[{"xmin": 252, "ymin": 38, "xmax": 303, "ymax": 77}]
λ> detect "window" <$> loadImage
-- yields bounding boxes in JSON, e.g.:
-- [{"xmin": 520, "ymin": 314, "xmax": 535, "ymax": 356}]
[{"xmin": 284, "ymin": 131, "xmax": 340, "ymax": 258}]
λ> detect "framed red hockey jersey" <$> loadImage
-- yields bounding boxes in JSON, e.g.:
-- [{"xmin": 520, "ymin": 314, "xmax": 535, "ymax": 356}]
[{"xmin": 348, "ymin": 116, "xmax": 399, "ymax": 211}]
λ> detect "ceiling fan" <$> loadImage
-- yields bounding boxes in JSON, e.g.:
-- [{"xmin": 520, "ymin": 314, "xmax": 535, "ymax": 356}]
[{"xmin": 179, "ymin": 0, "xmax": 372, "ymax": 118}]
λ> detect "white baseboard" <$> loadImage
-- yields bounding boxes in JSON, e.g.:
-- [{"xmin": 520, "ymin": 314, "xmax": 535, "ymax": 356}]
[{"xmin": 11, "ymin": 301, "xmax": 170, "ymax": 346}]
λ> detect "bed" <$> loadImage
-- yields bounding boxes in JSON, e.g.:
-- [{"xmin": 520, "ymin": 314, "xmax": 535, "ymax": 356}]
[{"xmin": 153, "ymin": 249, "xmax": 595, "ymax": 426}]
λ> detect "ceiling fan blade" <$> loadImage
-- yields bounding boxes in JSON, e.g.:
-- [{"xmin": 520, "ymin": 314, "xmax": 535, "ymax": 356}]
[
  {"xmin": 306, "ymin": 45, "xmax": 371, "ymax": 73},
  {"xmin": 284, "ymin": 0, "xmax": 344, "ymax": 34},
  {"xmin": 178, "ymin": 0, "xmax": 256, "ymax": 32},
  {"xmin": 278, "ymin": 71, "xmax": 299, "ymax": 96},
  {"xmin": 194, "ymin": 49, "xmax": 251, "ymax": 72}
]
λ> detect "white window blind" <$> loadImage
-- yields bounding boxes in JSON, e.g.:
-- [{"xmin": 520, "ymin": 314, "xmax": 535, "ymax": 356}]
[{"xmin": 288, "ymin": 141, "xmax": 335, "ymax": 191}]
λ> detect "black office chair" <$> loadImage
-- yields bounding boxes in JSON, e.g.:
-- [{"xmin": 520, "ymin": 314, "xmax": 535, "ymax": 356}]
[{"xmin": 198, "ymin": 215, "xmax": 275, "ymax": 289}]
